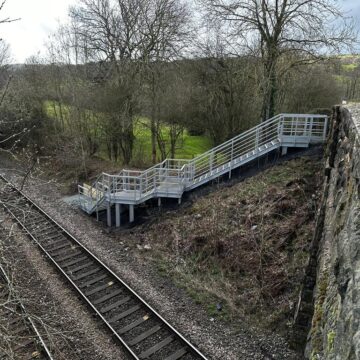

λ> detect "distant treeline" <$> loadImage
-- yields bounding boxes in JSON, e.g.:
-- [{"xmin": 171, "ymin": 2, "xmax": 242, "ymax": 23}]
[{"xmin": 0, "ymin": 0, "xmax": 357, "ymax": 179}]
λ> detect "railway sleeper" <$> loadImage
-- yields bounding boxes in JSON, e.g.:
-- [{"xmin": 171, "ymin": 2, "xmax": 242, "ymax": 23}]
[
  {"xmin": 85, "ymin": 281, "xmax": 116, "ymax": 297},
  {"xmin": 49, "ymin": 244, "xmax": 78, "ymax": 257},
  {"xmin": 93, "ymin": 289, "xmax": 123, "ymax": 306},
  {"xmin": 54, "ymin": 250, "xmax": 83, "ymax": 263},
  {"xmin": 128, "ymin": 324, "xmax": 162, "ymax": 346},
  {"xmin": 72, "ymin": 266, "xmax": 102, "ymax": 280},
  {"xmin": 108, "ymin": 304, "xmax": 141, "ymax": 324},
  {"xmin": 67, "ymin": 261, "xmax": 94, "ymax": 273},
  {"xmin": 61, "ymin": 255, "xmax": 89, "ymax": 268},
  {"xmin": 164, "ymin": 347, "xmax": 188, "ymax": 360},
  {"xmin": 78, "ymin": 273, "xmax": 109, "ymax": 289},
  {"xmin": 46, "ymin": 240, "xmax": 71, "ymax": 252},
  {"xmin": 138, "ymin": 335, "xmax": 175, "ymax": 359},
  {"xmin": 100, "ymin": 296, "xmax": 132, "ymax": 314}
]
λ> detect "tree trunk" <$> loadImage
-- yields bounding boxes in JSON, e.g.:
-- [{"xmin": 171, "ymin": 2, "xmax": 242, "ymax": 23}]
[
  {"xmin": 151, "ymin": 117, "xmax": 157, "ymax": 163},
  {"xmin": 121, "ymin": 125, "xmax": 134, "ymax": 165},
  {"xmin": 150, "ymin": 71, "xmax": 157, "ymax": 164},
  {"xmin": 261, "ymin": 50, "xmax": 278, "ymax": 121},
  {"xmin": 169, "ymin": 124, "xmax": 184, "ymax": 159},
  {"xmin": 119, "ymin": 100, "xmax": 134, "ymax": 165}
]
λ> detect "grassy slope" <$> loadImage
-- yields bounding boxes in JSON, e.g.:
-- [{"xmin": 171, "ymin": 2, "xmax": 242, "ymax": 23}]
[
  {"xmin": 126, "ymin": 154, "xmax": 323, "ymax": 337},
  {"xmin": 335, "ymin": 55, "xmax": 360, "ymax": 84},
  {"xmin": 133, "ymin": 119, "xmax": 212, "ymax": 160},
  {"xmin": 44, "ymin": 101, "xmax": 212, "ymax": 164},
  {"xmin": 342, "ymin": 63, "xmax": 358, "ymax": 72}
]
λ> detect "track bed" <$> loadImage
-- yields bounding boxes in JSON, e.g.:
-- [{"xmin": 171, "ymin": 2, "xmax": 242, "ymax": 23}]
[{"xmin": 0, "ymin": 175, "xmax": 207, "ymax": 360}]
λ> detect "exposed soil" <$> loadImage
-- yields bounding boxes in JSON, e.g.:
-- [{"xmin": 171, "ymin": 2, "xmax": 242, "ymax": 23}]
[{"xmin": 0, "ymin": 149, "xmax": 321, "ymax": 359}]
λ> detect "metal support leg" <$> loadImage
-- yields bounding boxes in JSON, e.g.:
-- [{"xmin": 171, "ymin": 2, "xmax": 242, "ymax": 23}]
[
  {"xmin": 107, "ymin": 203, "xmax": 112, "ymax": 227},
  {"xmin": 281, "ymin": 146, "xmax": 288, "ymax": 156},
  {"xmin": 115, "ymin": 203, "xmax": 121, "ymax": 228},
  {"xmin": 129, "ymin": 205, "xmax": 134, "ymax": 223},
  {"xmin": 178, "ymin": 198, "xmax": 182, "ymax": 205},
  {"xmin": 158, "ymin": 198, "xmax": 161, "ymax": 207}
]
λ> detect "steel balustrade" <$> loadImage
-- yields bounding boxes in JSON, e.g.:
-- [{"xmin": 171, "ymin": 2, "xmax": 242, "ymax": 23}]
[{"xmin": 78, "ymin": 113, "xmax": 328, "ymax": 221}]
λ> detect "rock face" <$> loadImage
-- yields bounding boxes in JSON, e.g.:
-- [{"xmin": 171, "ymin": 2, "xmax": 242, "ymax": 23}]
[{"xmin": 301, "ymin": 105, "xmax": 360, "ymax": 359}]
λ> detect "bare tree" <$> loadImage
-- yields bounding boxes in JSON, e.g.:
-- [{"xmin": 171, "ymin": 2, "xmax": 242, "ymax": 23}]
[
  {"xmin": 69, "ymin": 0, "xmax": 191, "ymax": 164},
  {"xmin": 69, "ymin": 0, "xmax": 142, "ymax": 164},
  {"xmin": 140, "ymin": 0, "xmax": 191, "ymax": 162},
  {"xmin": 199, "ymin": 0, "xmax": 356, "ymax": 119}
]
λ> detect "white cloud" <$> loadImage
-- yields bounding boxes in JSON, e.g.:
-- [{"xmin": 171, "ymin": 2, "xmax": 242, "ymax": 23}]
[{"xmin": 0, "ymin": 0, "xmax": 76, "ymax": 63}]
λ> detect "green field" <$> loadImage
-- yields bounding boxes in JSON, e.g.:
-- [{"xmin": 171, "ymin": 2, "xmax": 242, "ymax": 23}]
[
  {"xmin": 342, "ymin": 63, "xmax": 358, "ymax": 72},
  {"xmin": 133, "ymin": 119, "xmax": 212, "ymax": 159},
  {"xmin": 44, "ymin": 101, "xmax": 212, "ymax": 164}
]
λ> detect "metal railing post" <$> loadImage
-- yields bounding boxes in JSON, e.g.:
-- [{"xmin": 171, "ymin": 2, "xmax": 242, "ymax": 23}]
[
  {"xmin": 229, "ymin": 139, "xmax": 234, "ymax": 179},
  {"xmin": 191, "ymin": 162, "xmax": 195, "ymax": 181},
  {"xmin": 107, "ymin": 175, "xmax": 111, "ymax": 202},
  {"xmin": 323, "ymin": 116, "xmax": 328, "ymax": 140},
  {"xmin": 154, "ymin": 169, "xmax": 157, "ymax": 191},
  {"xmin": 278, "ymin": 116, "xmax": 283, "ymax": 143}
]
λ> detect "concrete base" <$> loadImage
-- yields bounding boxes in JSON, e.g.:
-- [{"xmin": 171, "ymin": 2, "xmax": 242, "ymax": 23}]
[
  {"xmin": 282, "ymin": 146, "xmax": 288, "ymax": 156},
  {"xmin": 107, "ymin": 203, "xmax": 112, "ymax": 227},
  {"xmin": 129, "ymin": 204, "xmax": 134, "ymax": 223},
  {"xmin": 115, "ymin": 203, "xmax": 121, "ymax": 227}
]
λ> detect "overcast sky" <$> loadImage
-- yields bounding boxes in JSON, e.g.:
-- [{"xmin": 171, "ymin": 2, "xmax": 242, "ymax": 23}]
[
  {"xmin": 0, "ymin": 0, "xmax": 75, "ymax": 63},
  {"xmin": 0, "ymin": 0, "xmax": 359, "ymax": 63}
]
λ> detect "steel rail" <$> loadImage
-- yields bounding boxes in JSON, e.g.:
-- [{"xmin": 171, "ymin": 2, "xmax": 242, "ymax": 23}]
[{"xmin": 0, "ymin": 174, "xmax": 208, "ymax": 360}]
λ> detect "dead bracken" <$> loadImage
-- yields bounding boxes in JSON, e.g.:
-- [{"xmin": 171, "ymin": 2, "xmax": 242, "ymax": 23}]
[{"xmin": 126, "ymin": 155, "xmax": 323, "ymax": 336}]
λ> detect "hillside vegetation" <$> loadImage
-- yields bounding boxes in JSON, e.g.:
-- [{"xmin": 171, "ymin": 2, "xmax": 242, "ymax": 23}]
[
  {"xmin": 44, "ymin": 100, "xmax": 212, "ymax": 164},
  {"xmin": 125, "ymin": 154, "xmax": 323, "ymax": 337},
  {"xmin": 0, "ymin": 0, "xmax": 358, "ymax": 186}
]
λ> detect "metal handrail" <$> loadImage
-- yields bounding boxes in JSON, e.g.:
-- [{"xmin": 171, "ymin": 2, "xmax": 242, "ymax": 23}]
[{"xmin": 78, "ymin": 113, "xmax": 328, "ymax": 210}]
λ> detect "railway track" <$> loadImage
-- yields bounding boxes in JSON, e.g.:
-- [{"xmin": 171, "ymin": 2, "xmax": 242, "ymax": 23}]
[
  {"xmin": 0, "ymin": 175, "xmax": 208, "ymax": 360},
  {"xmin": 0, "ymin": 256, "xmax": 53, "ymax": 360}
]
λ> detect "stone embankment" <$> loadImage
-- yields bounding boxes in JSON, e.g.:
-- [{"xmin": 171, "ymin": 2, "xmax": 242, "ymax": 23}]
[{"xmin": 295, "ymin": 104, "xmax": 360, "ymax": 359}]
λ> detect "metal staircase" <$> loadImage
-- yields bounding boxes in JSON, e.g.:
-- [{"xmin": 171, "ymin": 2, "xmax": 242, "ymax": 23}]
[{"xmin": 78, "ymin": 113, "xmax": 328, "ymax": 226}]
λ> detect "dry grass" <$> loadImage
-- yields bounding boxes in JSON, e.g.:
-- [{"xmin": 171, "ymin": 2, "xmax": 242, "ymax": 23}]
[{"xmin": 131, "ymin": 155, "xmax": 323, "ymax": 336}]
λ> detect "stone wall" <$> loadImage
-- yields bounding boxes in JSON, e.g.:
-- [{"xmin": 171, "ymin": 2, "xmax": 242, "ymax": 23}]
[{"xmin": 297, "ymin": 105, "xmax": 360, "ymax": 359}]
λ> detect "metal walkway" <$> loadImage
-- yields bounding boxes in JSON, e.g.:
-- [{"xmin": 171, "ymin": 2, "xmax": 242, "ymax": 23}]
[{"xmin": 78, "ymin": 113, "xmax": 328, "ymax": 226}]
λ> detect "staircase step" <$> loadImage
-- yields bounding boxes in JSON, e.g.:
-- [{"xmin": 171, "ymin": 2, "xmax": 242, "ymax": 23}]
[{"xmin": 78, "ymin": 114, "xmax": 326, "ymax": 211}]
